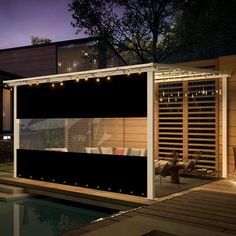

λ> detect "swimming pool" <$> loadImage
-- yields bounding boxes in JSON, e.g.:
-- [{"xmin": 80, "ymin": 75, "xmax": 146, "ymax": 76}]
[{"xmin": 0, "ymin": 196, "xmax": 117, "ymax": 236}]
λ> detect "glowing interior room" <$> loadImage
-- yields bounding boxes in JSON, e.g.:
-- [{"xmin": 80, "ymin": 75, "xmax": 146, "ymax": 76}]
[{"xmin": 4, "ymin": 63, "xmax": 229, "ymax": 200}]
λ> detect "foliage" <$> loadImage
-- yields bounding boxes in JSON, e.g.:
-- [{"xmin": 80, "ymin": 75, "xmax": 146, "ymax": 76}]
[
  {"xmin": 69, "ymin": 0, "xmax": 180, "ymax": 64},
  {"xmin": 31, "ymin": 36, "xmax": 52, "ymax": 45},
  {"xmin": 166, "ymin": 0, "xmax": 236, "ymax": 62}
]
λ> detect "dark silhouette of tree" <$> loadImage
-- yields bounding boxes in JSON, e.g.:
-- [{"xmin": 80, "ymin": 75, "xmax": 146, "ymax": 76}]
[
  {"xmin": 31, "ymin": 36, "xmax": 52, "ymax": 45},
  {"xmin": 69, "ymin": 0, "xmax": 179, "ymax": 64},
  {"xmin": 166, "ymin": 0, "xmax": 236, "ymax": 63}
]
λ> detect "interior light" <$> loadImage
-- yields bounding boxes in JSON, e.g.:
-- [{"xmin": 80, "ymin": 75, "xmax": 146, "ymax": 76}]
[
  {"xmin": 76, "ymin": 76, "xmax": 80, "ymax": 82},
  {"xmin": 85, "ymin": 76, "xmax": 88, "ymax": 81},
  {"xmin": 96, "ymin": 78, "xmax": 100, "ymax": 82},
  {"xmin": 107, "ymin": 76, "xmax": 111, "ymax": 81},
  {"xmin": 52, "ymin": 83, "xmax": 55, "ymax": 88},
  {"xmin": 36, "ymin": 81, "xmax": 39, "ymax": 86},
  {"xmin": 60, "ymin": 82, "xmax": 64, "ymax": 86}
]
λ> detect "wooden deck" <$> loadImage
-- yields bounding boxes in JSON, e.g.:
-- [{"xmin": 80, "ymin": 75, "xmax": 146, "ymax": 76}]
[
  {"xmin": 60, "ymin": 178, "xmax": 236, "ymax": 236},
  {"xmin": 1, "ymin": 174, "xmax": 236, "ymax": 235}
]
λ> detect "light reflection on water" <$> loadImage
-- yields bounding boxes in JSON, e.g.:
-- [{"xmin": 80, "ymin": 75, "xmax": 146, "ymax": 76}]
[{"xmin": 0, "ymin": 197, "xmax": 114, "ymax": 236}]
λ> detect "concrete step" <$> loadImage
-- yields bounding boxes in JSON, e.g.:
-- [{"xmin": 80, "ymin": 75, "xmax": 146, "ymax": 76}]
[
  {"xmin": 0, "ymin": 183, "xmax": 25, "ymax": 194},
  {"xmin": 0, "ymin": 192, "xmax": 30, "ymax": 201}
]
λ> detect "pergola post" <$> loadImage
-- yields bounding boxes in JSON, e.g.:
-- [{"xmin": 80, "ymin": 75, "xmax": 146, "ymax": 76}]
[
  {"xmin": 147, "ymin": 70, "xmax": 155, "ymax": 200},
  {"xmin": 222, "ymin": 76, "xmax": 228, "ymax": 178},
  {"xmin": 13, "ymin": 86, "xmax": 19, "ymax": 178}
]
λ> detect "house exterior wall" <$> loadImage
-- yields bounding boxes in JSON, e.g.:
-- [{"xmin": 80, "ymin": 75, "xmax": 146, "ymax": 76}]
[
  {"xmin": 0, "ymin": 45, "xmax": 57, "ymax": 77},
  {"xmin": 179, "ymin": 55, "xmax": 236, "ymax": 176}
]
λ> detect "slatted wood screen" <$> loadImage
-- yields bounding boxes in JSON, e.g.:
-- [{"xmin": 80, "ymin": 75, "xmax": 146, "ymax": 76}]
[
  {"xmin": 157, "ymin": 79, "xmax": 219, "ymax": 172},
  {"xmin": 157, "ymin": 82, "xmax": 184, "ymax": 159}
]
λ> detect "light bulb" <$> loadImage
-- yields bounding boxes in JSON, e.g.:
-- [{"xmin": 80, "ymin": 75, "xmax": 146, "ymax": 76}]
[
  {"xmin": 107, "ymin": 76, "xmax": 111, "ymax": 81},
  {"xmin": 60, "ymin": 82, "xmax": 64, "ymax": 86},
  {"xmin": 96, "ymin": 78, "xmax": 100, "ymax": 82},
  {"xmin": 52, "ymin": 83, "xmax": 55, "ymax": 88}
]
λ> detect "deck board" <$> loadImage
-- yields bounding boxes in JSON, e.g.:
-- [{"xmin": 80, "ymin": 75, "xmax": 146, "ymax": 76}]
[{"xmin": 0, "ymin": 176, "xmax": 153, "ymax": 208}]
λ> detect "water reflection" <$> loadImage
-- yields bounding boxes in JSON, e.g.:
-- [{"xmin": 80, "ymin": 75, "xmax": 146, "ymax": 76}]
[{"xmin": 0, "ymin": 197, "xmax": 113, "ymax": 236}]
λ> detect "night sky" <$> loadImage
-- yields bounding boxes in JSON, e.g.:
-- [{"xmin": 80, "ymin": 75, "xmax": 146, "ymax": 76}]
[{"xmin": 0, "ymin": 0, "xmax": 85, "ymax": 49}]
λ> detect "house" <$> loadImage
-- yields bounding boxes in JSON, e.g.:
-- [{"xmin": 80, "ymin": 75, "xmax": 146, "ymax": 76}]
[
  {"xmin": 0, "ymin": 37, "xmax": 124, "ymax": 162},
  {"xmin": 0, "ymin": 37, "xmax": 124, "ymax": 78}
]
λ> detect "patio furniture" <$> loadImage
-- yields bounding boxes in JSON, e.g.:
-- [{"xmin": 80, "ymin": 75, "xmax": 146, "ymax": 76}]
[
  {"xmin": 170, "ymin": 161, "xmax": 185, "ymax": 184},
  {"xmin": 180, "ymin": 159, "xmax": 197, "ymax": 177},
  {"xmin": 155, "ymin": 160, "xmax": 173, "ymax": 184}
]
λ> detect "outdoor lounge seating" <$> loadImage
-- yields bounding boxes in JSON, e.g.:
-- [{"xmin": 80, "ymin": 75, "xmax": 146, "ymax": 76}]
[
  {"xmin": 155, "ymin": 160, "xmax": 174, "ymax": 184},
  {"xmin": 85, "ymin": 147, "xmax": 146, "ymax": 156}
]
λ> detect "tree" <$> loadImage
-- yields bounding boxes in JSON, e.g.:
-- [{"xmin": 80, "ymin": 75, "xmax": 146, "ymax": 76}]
[
  {"xmin": 31, "ymin": 36, "xmax": 52, "ymax": 45},
  {"xmin": 166, "ymin": 0, "xmax": 236, "ymax": 62},
  {"xmin": 69, "ymin": 0, "xmax": 180, "ymax": 64}
]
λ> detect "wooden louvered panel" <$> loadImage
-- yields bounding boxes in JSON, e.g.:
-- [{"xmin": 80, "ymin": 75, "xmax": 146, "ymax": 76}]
[
  {"xmin": 188, "ymin": 80, "xmax": 218, "ymax": 171},
  {"xmin": 157, "ymin": 79, "xmax": 218, "ymax": 173},
  {"xmin": 157, "ymin": 82, "xmax": 184, "ymax": 159}
]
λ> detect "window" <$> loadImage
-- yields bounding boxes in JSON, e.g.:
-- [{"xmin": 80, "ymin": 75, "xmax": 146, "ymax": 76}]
[{"xmin": 2, "ymin": 88, "xmax": 12, "ymax": 131}]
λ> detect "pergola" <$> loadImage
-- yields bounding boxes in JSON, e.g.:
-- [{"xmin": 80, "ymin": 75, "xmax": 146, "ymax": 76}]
[{"xmin": 5, "ymin": 63, "xmax": 230, "ymax": 200}]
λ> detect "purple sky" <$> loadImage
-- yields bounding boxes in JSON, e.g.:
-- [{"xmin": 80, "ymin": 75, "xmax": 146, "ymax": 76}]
[{"xmin": 0, "ymin": 0, "xmax": 86, "ymax": 49}]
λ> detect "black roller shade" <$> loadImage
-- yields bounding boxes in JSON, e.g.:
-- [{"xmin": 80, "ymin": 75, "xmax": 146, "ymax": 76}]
[
  {"xmin": 17, "ymin": 149, "xmax": 147, "ymax": 197},
  {"xmin": 17, "ymin": 73, "xmax": 147, "ymax": 118}
]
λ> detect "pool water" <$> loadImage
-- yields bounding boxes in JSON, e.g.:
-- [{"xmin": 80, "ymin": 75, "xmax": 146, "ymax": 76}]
[{"xmin": 0, "ymin": 196, "xmax": 117, "ymax": 236}]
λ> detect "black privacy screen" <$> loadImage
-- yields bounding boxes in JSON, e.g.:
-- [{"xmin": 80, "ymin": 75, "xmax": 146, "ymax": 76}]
[{"xmin": 17, "ymin": 73, "xmax": 147, "ymax": 119}]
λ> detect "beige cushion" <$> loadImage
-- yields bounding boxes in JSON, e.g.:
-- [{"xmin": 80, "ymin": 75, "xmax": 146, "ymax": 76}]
[
  {"xmin": 130, "ymin": 148, "xmax": 146, "ymax": 156},
  {"xmin": 45, "ymin": 147, "xmax": 67, "ymax": 152},
  {"xmin": 85, "ymin": 147, "xmax": 100, "ymax": 154},
  {"xmin": 100, "ymin": 147, "xmax": 113, "ymax": 155}
]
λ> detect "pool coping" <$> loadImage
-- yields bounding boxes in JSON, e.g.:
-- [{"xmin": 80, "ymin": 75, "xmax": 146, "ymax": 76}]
[{"xmin": 0, "ymin": 176, "xmax": 155, "ymax": 209}]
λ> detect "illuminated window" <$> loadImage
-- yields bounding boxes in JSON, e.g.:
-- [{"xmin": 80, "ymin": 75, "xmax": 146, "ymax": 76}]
[{"xmin": 3, "ymin": 88, "xmax": 12, "ymax": 131}]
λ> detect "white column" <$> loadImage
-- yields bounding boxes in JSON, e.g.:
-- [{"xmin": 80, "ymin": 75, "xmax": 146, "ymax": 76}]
[
  {"xmin": 13, "ymin": 86, "xmax": 19, "ymax": 178},
  {"xmin": 222, "ymin": 76, "xmax": 228, "ymax": 178},
  {"xmin": 147, "ymin": 70, "xmax": 155, "ymax": 200}
]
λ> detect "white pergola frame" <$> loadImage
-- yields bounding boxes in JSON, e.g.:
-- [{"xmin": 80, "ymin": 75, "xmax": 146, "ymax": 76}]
[{"xmin": 5, "ymin": 63, "xmax": 230, "ymax": 200}]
